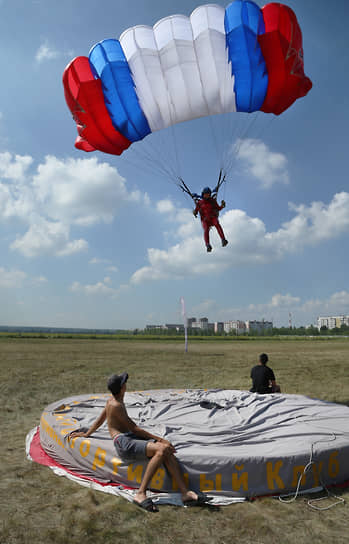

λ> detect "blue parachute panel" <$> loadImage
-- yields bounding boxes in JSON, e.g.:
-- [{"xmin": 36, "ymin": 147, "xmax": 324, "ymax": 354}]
[
  {"xmin": 89, "ymin": 39, "xmax": 150, "ymax": 142},
  {"xmin": 225, "ymin": 0, "xmax": 268, "ymax": 112}
]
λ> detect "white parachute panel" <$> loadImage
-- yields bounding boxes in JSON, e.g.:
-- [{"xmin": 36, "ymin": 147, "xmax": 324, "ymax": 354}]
[{"xmin": 120, "ymin": 4, "xmax": 236, "ymax": 132}]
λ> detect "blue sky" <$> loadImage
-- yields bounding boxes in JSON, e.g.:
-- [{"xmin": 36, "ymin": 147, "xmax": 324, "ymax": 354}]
[{"xmin": 0, "ymin": 0, "xmax": 348, "ymax": 329}]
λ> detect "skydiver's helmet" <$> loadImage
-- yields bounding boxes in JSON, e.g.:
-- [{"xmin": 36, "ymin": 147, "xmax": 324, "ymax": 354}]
[{"xmin": 202, "ymin": 187, "xmax": 212, "ymax": 197}]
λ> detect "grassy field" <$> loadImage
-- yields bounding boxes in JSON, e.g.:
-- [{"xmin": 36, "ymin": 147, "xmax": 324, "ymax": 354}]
[{"xmin": 0, "ymin": 337, "xmax": 348, "ymax": 544}]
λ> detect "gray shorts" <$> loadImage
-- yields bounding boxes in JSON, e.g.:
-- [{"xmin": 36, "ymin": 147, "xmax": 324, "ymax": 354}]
[{"xmin": 114, "ymin": 432, "xmax": 153, "ymax": 461}]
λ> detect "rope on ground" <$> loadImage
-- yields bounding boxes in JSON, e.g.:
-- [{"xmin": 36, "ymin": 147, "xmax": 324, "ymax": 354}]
[{"xmin": 278, "ymin": 418, "xmax": 347, "ymax": 510}]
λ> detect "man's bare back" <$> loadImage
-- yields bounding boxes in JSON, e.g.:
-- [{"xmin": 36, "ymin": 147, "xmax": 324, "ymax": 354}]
[{"xmin": 106, "ymin": 397, "xmax": 134, "ymax": 438}]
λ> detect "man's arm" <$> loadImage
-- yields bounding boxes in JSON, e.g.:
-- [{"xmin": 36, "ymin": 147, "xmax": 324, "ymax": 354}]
[
  {"xmin": 216, "ymin": 200, "xmax": 225, "ymax": 211},
  {"xmin": 69, "ymin": 407, "xmax": 107, "ymax": 439},
  {"xmin": 267, "ymin": 368, "xmax": 277, "ymax": 391},
  {"xmin": 193, "ymin": 201, "xmax": 200, "ymax": 217}
]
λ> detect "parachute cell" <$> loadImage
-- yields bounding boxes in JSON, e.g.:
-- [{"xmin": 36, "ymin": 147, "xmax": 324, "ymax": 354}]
[
  {"xmin": 120, "ymin": 5, "xmax": 236, "ymax": 132},
  {"xmin": 63, "ymin": 57, "xmax": 131, "ymax": 155},
  {"xmin": 258, "ymin": 3, "xmax": 313, "ymax": 114},
  {"xmin": 225, "ymin": 0, "xmax": 268, "ymax": 112},
  {"xmin": 63, "ymin": 1, "xmax": 312, "ymax": 156},
  {"xmin": 89, "ymin": 40, "xmax": 151, "ymax": 142}
]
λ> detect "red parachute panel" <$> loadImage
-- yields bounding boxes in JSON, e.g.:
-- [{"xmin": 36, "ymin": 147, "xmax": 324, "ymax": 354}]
[
  {"xmin": 258, "ymin": 3, "xmax": 312, "ymax": 115},
  {"xmin": 62, "ymin": 57, "xmax": 131, "ymax": 155}
]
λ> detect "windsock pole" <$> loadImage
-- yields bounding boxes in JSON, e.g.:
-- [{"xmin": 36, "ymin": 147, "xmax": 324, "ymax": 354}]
[{"xmin": 180, "ymin": 296, "xmax": 188, "ymax": 353}]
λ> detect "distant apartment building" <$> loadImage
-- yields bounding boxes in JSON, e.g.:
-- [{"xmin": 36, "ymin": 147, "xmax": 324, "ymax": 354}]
[
  {"xmin": 317, "ymin": 315, "xmax": 349, "ymax": 330},
  {"xmin": 214, "ymin": 322, "xmax": 224, "ymax": 334},
  {"xmin": 146, "ymin": 317, "xmax": 273, "ymax": 335},
  {"xmin": 188, "ymin": 317, "xmax": 210, "ymax": 330},
  {"xmin": 245, "ymin": 320, "xmax": 273, "ymax": 333},
  {"xmin": 224, "ymin": 320, "xmax": 247, "ymax": 335},
  {"xmin": 165, "ymin": 324, "xmax": 185, "ymax": 332},
  {"xmin": 145, "ymin": 325, "xmax": 164, "ymax": 331},
  {"xmin": 199, "ymin": 317, "xmax": 209, "ymax": 329}
]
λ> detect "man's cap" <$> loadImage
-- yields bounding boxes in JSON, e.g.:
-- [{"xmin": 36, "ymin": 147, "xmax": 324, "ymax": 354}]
[
  {"xmin": 107, "ymin": 372, "xmax": 128, "ymax": 395},
  {"xmin": 259, "ymin": 353, "xmax": 268, "ymax": 364}
]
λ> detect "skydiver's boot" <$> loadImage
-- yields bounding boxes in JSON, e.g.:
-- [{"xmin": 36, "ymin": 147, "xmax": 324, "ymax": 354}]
[
  {"xmin": 206, "ymin": 244, "xmax": 212, "ymax": 252},
  {"xmin": 222, "ymin": 239, "xmax": 228, "ymax": 247}
]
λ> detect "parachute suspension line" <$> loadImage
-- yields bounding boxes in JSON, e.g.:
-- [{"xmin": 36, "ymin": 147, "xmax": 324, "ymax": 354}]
[
  {"xmin": 123, "ymin": 137, "xmax": 179, "ymax": 183},
  {"xmin": 252, "ymin": 112, "xmax": 277, "ymax": 141},
  {"xmin": 222, "ymin": 8, "xmax": 265, "ymax": 179},
  {"xmin": 206, "ymin": 108, "xmax": 221, "ymax": 168},
  {"xmin": 148, "ymin": 16, "xmax": 189, "ymax": 185},
  {"xmin": 165, "ymin": 16, "xmax": 191, "ymax": 184},
  {"xmin": 121, "ymin": 145, "xmax": 178, "ymax": 183},
  {"xmin": 221, "ymin": 9, "xmax": 272, "ymax": 182},
  {"xmin": 223, "ymin": 111, "xmax": 260, "ymax": 178},
  {"xmin": 169, "ymin": 122, "xmax": 182, "ymax": 180},
  {"xmin": 117, "ymin": 28, "xmax": 182, "ymax": 185},
  {"xmin": 219, "ymin": 110, "xmax": 244, "ymax": 183}
]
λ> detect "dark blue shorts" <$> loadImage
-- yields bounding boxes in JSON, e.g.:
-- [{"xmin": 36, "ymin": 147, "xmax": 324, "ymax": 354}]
[{"xmin": 114, "ymin": 432, "xmax": 153, "ymax": 461}]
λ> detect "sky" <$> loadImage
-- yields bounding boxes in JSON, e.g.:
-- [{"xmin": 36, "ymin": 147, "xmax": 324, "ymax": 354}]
[{"xmin": 0, "ymin": 0, "xmax": 348, "ymax": 329}]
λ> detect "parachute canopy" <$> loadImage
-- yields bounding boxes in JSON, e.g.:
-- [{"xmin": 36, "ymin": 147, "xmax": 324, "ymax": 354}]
[{"xmin": 63, "ymin": 1, "xmax": 312, "ymax": 156}]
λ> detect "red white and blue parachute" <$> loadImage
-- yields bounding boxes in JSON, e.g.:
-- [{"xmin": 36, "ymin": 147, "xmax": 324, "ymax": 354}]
[{"xmin": 63, "ymin": 1, "xmax": 312, "ymax": 156}]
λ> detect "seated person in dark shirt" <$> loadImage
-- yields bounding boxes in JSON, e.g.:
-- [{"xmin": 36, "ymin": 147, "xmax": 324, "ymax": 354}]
[{"xmin": 250, "ymin": 353, "xmax": 281, "ymax": 394}]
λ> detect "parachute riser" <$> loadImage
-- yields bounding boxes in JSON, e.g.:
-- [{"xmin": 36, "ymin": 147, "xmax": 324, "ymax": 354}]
[{"xmin": 178, "ymin": 168, "xmax": 227, "ymax": 203}]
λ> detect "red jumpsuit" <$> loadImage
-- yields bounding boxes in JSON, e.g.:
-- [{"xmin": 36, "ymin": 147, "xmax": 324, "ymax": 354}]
[{"xmin": 194, "ymin": 197, "xmax": 226, "ymax": 247}]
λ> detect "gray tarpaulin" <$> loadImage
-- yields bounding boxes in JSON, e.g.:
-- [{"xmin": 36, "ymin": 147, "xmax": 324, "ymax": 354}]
[{"xmin": 39, "ymin": 389, "xmax": 349, "ymax": 497}]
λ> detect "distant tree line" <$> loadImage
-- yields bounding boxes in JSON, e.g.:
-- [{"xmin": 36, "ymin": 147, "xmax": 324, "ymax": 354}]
[
  {"xmin": 0, "ymin": 326, "xmax": 129, "ymax": 335},
  {"xmin": 2, "ymin": 324, "xmax": 349, "ymax": 338},
  {"xmin": 141, "ymin": 324, "xmax": 349, "ymax": 337}
]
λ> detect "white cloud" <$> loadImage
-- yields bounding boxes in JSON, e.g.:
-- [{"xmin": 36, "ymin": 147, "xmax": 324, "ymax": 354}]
[
  {"xmin": 33, "ymin": 156, "xmax": 142, "ymax": 226},
  {"xmin": 130, "ymin": 192, "xmax": 349, "ymax": 284},
  {"xmin": 0, "ymin": 267, "xmax": 27, "ymax": 288},
  {"xmin": 235, "ymin": 138, "xmax": 289, "ymax": 188},
  {"xmin": 266, "ymin": 192, "xmax": 349, "ymax": 254},
  {"xmin": 327, "ymin": 290, "xmax": 349, "ymax": 308},
  {"xmin": 35, "ymin": 42, "xmax": 60, "ymax": 63},
  {"xmin": 304, "ymin": 290, "xmax": 349, "ymax": 318},
  {"xmin": 10, "ymin": 216, "xmax": 88, "ymax": 258},
  {"xmin": 246, "ymin": 293, "xmax": 301, "ymax": 316},
  {"xmin": 191, "ymin": 299, "xmax": 218, "ymax": 316},
  {"xmin": 70, "ymin": 279, "xmax": 118, "ymax": 297},
  {"xmin": 0, "ymin": 152, "xmax": 33, "ymax": 181},
  {"xmin": 0, "ymin": 152, "xmax": 148, "ymax": 258},
  {"xmin": 270, "ymin": 293, "xmax": 301, "ymax": 308},
  {"xmin": 89, "ymin": 259, "xmax": 118, "ymax": 273},
  {"xmin": 32, "ymin": 275, "xmax": 48, "ymax": 284},
  {"xmin": 106, "ymin": 266, "xmax": 118, "ymax": 273},
  {"xmin": 157, "ymin": 199, "xmax": 175, "ymax": 214},
  {"xmin": 89, "ymin": 258, "xmax": 111, "ymax": 265}
]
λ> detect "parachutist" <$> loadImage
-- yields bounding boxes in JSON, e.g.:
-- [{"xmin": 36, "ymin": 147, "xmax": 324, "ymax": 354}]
[{"xmin": 193, "ymin": 187, "xmax": 228, "ymax": 252}]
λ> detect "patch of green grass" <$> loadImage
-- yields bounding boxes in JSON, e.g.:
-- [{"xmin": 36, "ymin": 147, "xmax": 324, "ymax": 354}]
[{"xmin": 0, "ymin": 339, "xmax": 348, "ymax": 544}]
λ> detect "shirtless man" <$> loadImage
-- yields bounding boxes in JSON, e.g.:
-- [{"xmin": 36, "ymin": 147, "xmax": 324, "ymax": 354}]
[{"xmin": 69, "ymin": 372, "xmax": 208, "ymax": 512}]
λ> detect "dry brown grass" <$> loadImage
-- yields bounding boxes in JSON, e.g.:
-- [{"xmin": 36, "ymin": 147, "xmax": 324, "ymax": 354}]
[{"xmin": 0, "ymin": 337, "xmax": 348, "ymax": 544}]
